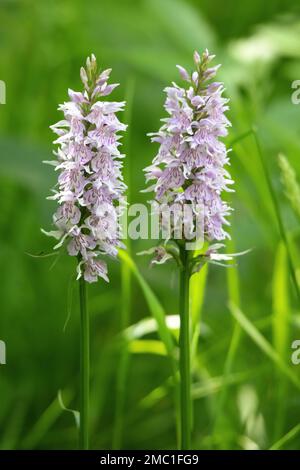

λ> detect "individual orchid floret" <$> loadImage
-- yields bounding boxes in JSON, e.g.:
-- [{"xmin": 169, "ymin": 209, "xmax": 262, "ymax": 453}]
[
  {"xmin": 138, "ymin": 240, "xmax": 182, "ymax": 268},
  {"xmin": 144, "ymin": 49, "xmax": 234, "ymax": 267},
  {"xmin": 190, "ymin": 244, "xmax": 251, "ymax": 274},
  {"xmin": 43, "ymin": 54, "xmax": 127, "ymax": 283},
  {"xmin": 138, "ymin": 246, "xmax": 173, "ymax": 266}
]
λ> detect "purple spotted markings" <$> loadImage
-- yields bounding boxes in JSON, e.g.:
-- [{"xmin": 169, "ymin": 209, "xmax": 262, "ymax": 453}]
[
  {"xmin": 43, "ymin": 55, "xmax": 127, "ymax": 283},
  {"xmin": 143, "ymin": 50, "xmax": 243, "ymax": 269}
]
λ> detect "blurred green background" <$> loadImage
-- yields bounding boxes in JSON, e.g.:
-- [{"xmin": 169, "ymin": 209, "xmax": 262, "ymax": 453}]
[{"xmin": 1, "ymin": 0, "xmax": 300, "ymax": 450}]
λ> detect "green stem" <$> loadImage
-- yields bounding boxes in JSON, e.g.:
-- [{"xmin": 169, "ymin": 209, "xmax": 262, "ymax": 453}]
[
  {"xmin": 179, "ymin": 249, "xmax": 191, "ymax": 450},
  {"xmin": 79, "ymin": 276, "xmax": 89, "ymax": 450}
]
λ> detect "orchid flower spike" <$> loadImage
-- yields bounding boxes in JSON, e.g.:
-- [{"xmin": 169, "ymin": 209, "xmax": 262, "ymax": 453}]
[
  {"xmin": 43, "ymin": 54, "xmax": 127, "ymax": 283},
  {"xmin": 144, "ymin": 50, "xmax": 240, "ymax": 270}
]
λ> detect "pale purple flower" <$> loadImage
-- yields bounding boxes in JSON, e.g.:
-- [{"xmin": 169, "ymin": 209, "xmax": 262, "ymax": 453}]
[
  {"xmin": 144, "ymin": 50, "xmax": 233, "ymax": 258},
  {"xmin": 43, "ymin": 54, "xmax": 127, "ymax": 282},
  {"xmin": 76, "ymin": 252, "xmax": 109, "ymax": 283}
]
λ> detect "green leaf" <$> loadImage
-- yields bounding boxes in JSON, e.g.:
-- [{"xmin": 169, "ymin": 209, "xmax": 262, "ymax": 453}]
[
  {"xmin": 213, "ymin": 237, "xmax": 242, "ymax": 441},
  {"xmin": 190, "ymin": 262, "xmax": 208, "ymax": 363},
  {"xmin": 118, "ymin": 250, "xmax": 176, "ymax": 363},
  {"xmin": 128, "ymin": 339, "xmax": 167, "ymax": 356},
  {"xmin": 125, "ymin": 315, "xmax": 179, "ymax": 341},
  {"xmin": 57, "ymin": 390, "xmax": 80, "ymax": 430},
  {"xmin": 22, "ymin": 389, "xmax": 73, "ymax": 449},
  {"xmin": 272, "ymin": 242, "xmax": 291, "ymax": 440},
  {"xmin": 272, "ymin": 242, "xmax": 290, "ymax": 357},
  {"xmin": 270, "ymin": 423, "xmax": 300, "ymax": 450}
]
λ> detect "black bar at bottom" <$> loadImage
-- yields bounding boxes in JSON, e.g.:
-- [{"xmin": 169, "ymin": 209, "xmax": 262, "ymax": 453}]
[{"xmin": 0, "ymin": 450, "xmax": 298, "ymax": 466}]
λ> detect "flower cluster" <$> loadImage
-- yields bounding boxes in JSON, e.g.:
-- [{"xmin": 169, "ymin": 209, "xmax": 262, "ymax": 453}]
[
  {"xmin": 144, "ymin": 50, "xmax": 233, "ymax": 251},
  {"xmin": 43, "ymin": 55, "xmax": 127, "ymax": 283}
]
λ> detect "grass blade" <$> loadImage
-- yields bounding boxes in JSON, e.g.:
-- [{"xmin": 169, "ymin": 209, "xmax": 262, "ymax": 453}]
[
  {"xmin": 190, "ymin": 263, "xmax": 208, "ymax": 364},
  {"xmin": 270, "ymin": 423, "xmax": 300, "ymax": 450},
  {"xmin": 22, "ymin": 390, "xmax": 72, "ymax": 449},
  {"xmin": 231, "ymin": 128, "xmax": 300, "ymax": 303},
  {"xmin": 229, "ymin": 302, "xmax": 300, "ymax": 390},
  {"xmin": 118, "ymin": 250, "xmax": 176, "ymax": 364},
  {"xmin": 213, "ymin": 238, "xmax": 242, "ymax": 442},
  {"xmin": 272, "ymin": 242, "xmax": 290, "ymax": 440},
  {"xmin": 252, "ymin": 129, "xmax": 300, "ymax": 304},
  {"xmin": 272, "ymin": 242, "xmax": 290, "ymax": 357},
  {"xmin": 118, "ymin": 250, "xmax": 180, "ymax": 447},
  {"xmin": 128, "ymin": 339, "xmax": 167, "ymax": 356},
  {"xmin": 113, "ymin": 77, "xmax": 135, "ymax": 450}
]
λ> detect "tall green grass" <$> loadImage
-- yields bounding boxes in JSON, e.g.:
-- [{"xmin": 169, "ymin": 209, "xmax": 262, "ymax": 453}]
[{"xmin": 1, "ymin": 0, "xmax": 300, "ymax": 450}]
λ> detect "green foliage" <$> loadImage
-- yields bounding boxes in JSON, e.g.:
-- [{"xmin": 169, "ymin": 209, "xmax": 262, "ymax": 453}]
[
  {"xmin": 278, "ymin": 154, "xmax": 300, "ymax": 221},
  {"xmin": 1, "ymin": 0, "xmax": 300, "ymax": 450}
]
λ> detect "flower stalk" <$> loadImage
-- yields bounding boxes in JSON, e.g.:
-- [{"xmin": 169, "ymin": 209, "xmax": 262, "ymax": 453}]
[
  {"xmin": 78, "ymin": 274, "xmax": 89, "ymax": 449},
  {"xmin": 179, "ymin": 247, "xmax": 192, "ymax": 450},
  {"xmin": 43, "ymin": 54, "xmax": 127, "ymax": 450},
  {"xmin": 142, "ymin": 50, "xmax": 238, "ymax": 449}
]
